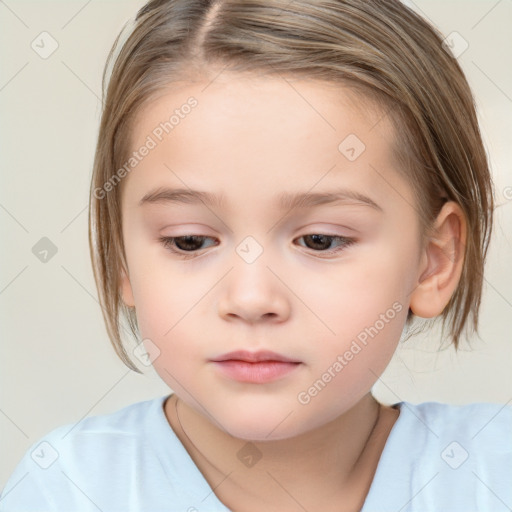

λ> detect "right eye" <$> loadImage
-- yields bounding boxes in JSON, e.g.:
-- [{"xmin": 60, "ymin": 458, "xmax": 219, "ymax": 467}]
[{"xmin": 158, "ymin": 235, "xmax": 218, "ymax": 259}]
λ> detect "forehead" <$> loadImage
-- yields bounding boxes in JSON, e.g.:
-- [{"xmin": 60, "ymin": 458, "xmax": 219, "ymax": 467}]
[
  {"xmin": 122, "ymin": 74, "xmax": 403, "ymax": 210},
  {"xmin": 130, "ymin": 74, "xmax": 388, "ymax": 148}
]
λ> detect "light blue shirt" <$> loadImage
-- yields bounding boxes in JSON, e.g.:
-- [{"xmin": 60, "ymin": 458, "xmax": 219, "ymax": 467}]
[{"xmin": 1, "ymin": 394, "xmax": 511, "ymax": 511}]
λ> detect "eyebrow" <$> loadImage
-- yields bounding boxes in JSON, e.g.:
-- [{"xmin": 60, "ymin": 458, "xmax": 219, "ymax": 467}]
[{"xmin": 138, "ymin": 186, "xmax": 383, "ymax": 212}]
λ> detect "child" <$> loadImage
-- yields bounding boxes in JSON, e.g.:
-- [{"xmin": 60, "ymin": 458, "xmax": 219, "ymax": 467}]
[{"xmin": 1, "ymin": 0, "xmax": 510, "ymax": 511}]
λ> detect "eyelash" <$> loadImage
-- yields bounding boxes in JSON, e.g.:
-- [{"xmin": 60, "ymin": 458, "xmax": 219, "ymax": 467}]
[{"xmin": 158, "ymin": 234, "xmax": 356, "ymax": 260}]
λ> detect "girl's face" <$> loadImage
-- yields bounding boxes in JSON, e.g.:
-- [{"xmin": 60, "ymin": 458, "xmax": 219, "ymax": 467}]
[{"xmin": 120, "ymin": 75, "xmax": 423, "ymax": 440}]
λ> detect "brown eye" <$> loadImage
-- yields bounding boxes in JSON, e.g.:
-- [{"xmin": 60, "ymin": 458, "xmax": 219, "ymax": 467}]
[
  {"xmin": 302, "ymin": 234, "xmax": 333, "ymax": 250},
  {"xmin": 295, "ymin": 234, "xmax": 355, "ymax": 255},
  {"xmin": 158, "ymin": 233, "xmax": 355, "ymax": 261},
  {"xmin": 171, "ymin": 236, "xmax": 208, "ymax": 251},
  {"xmin": 159, "ymin": 235, "xmax": 218, "ymax": 259}
]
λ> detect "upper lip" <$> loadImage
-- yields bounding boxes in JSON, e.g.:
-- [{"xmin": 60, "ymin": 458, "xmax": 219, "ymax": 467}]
[{"xmin": 211, "ymin": 350, "xmax": 301, "ymax": 363}]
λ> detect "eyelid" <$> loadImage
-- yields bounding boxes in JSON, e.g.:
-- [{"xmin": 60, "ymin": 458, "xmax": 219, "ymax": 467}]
[{"xmin": 158, "ymin": 232, "xmax": 357, "ymax": 260}]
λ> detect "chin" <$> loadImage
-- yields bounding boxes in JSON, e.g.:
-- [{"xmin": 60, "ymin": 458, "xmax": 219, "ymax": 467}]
[{"xmin": 213, "ymin": 406, "xmax": 309, "ymax": 442}]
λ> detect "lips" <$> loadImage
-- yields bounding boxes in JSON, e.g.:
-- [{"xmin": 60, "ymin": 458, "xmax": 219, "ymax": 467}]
[
  {"xmin": 210, "ymin": 349, "xmax": 301, "ymax": 364},
  {"xmin": 210, "ymin": 350, "xmax": 302, "ymax": 383}
]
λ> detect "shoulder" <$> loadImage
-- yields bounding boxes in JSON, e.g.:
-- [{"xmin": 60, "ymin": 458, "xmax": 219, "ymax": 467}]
[
  {"xmin": 362, "ymin": 400, "xmax": 512, "ymax": 511},
  {"xmin": 55, "ymin": 394, "xmax": 160, "ymax": 437},
  {"xmin": 395, "ymin": 400, "xmax": 512, "ymax": 464},
  {"xmin": 49, "ymin": 394, "xmax": 169, "ymax": 460},
  {"xmin": 38, "ymin": 395, "xmax": 162, "ymax": 461},
  {"xmin": 402, "ymin": 401, "xmax": 511, "ymax": 505},
  {"xmin": 0, "ymin": 396, "xmax": 169, "ymax": 511},
  {"xmin": 400, "ymin": 400, "xmax": 512, "ymax": 446}
]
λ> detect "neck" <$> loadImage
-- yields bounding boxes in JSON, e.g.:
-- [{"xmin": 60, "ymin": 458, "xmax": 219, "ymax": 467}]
[{"xmin": 165, "ymin": 392, "xmax": 387, "ymax": 512}]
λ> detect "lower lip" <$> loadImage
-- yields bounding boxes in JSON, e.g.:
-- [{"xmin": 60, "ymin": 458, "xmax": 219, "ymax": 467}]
[{"xmin": 212, "ymin": 360, "xmax": 301, "ymax": 383}]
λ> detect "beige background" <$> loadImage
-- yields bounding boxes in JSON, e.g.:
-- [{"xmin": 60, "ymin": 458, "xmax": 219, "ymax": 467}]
[{"xmin": 1, "ymin": 0, "xmax": 511, "ymax": 490}]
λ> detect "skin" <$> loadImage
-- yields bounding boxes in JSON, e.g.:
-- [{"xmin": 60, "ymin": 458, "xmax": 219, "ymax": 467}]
[{"xmin": 119, "ymin": 73, "xmax": 466, "ymax": 511}]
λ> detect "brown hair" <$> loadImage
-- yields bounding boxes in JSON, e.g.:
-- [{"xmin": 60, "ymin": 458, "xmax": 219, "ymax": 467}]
[{"xmin": 88, "ymin": 0, "xmax": 494, "ymax": 373}]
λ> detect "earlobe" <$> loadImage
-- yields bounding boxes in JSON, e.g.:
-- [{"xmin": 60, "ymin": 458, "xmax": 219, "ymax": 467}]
[
  {"xmin": 120, "ymin": 265, "xmax": 135, "ymax": 308},
  {"xmin": 409, "ymin": 201, "xmax": 466, "ymax": 319}
]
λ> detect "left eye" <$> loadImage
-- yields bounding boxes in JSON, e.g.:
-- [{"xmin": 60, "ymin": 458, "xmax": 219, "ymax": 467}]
[
  {"xmin": 158, "ymin": 234, "xmax": 355, "ymax": 259},
  {"xmin": 296, "ymin": 234, "xmax": 355, "ymax": 254}
]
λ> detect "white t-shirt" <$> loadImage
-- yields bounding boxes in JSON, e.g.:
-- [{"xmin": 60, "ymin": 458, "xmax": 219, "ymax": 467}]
[{"xmin": 1, "ymin": 394, "xmax": 511, "ymax": 511}]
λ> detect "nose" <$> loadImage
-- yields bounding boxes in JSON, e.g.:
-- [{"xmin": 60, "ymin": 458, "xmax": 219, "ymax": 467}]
[{"xmin": 217, "ymin": 258, "xmax": 291, "ymax": 324}]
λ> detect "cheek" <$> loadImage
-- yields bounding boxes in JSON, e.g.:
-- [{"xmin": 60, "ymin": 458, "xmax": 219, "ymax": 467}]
[
  {"xmin": 127, "ymin": 261, "xmax": 195, "ymax": 341},
  {"xmin": 129, "ymin": 260, "xmax": 221, "ymax": 377},
  {"xmin": 292, "ymin": 242, "xmax": 413, "ymax": 405},
  {"xmin": 295, "ymin": 283, "xmax": 407, "ymax": 425},
  {"xmin": 303, "ymin": 249, "xmax": 411, "ymax": 342}
]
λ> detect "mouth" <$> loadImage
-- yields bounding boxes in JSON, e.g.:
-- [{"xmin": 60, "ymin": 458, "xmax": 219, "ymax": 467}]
[
  {"xmin": 210, "ymin": 350, "xmax": 302, "ymax": 383},
  {"xmin": 211, "ymin": 350, "xmax": 301, "ymax": 364}
]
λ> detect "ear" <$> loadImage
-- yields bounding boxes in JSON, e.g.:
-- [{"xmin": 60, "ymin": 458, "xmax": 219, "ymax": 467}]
[
  {"xmin": 120, "ymin": 264, "xmax": 135, "ymax": 308},
  {"xmin": 409, "ymin": 201, "xmax": 467, "ymax": 318}
]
